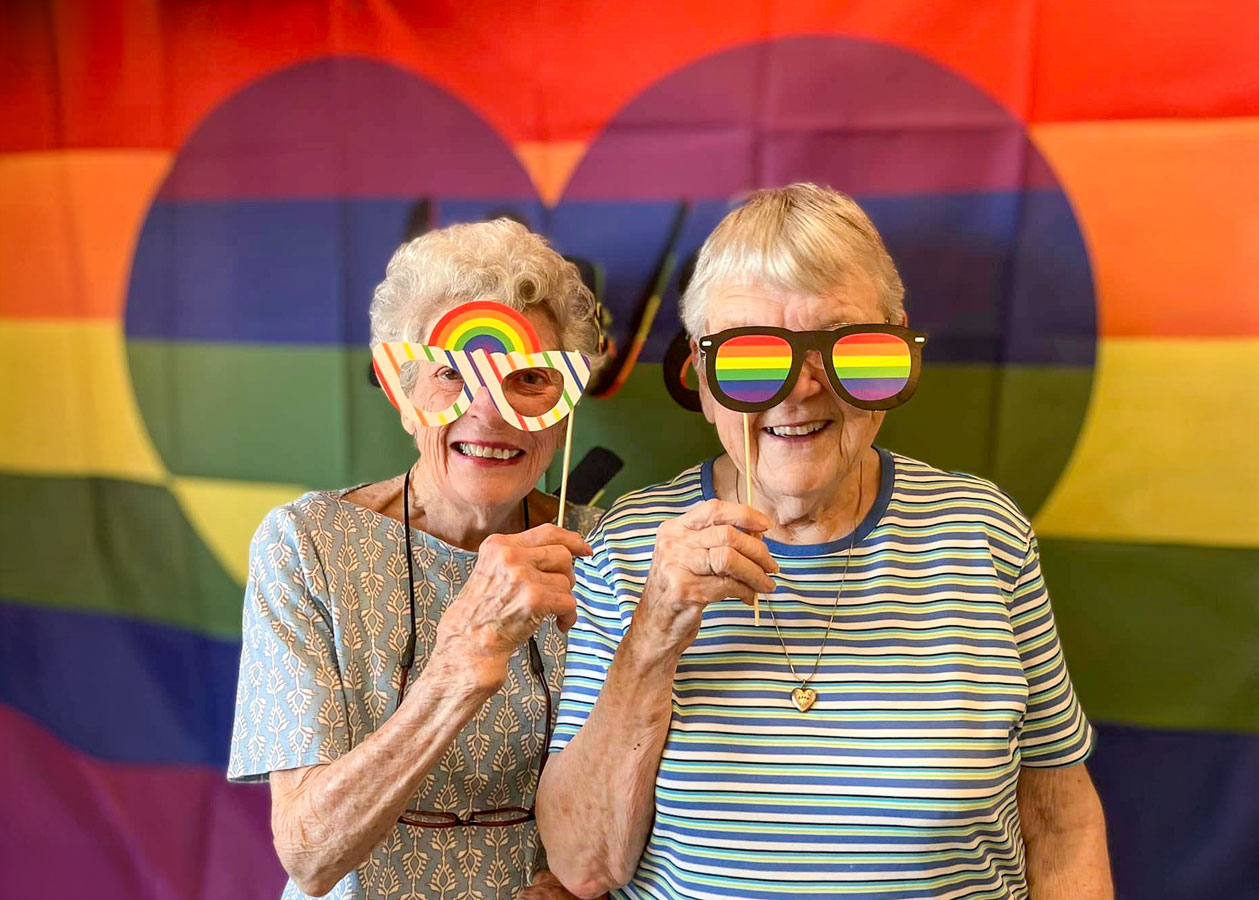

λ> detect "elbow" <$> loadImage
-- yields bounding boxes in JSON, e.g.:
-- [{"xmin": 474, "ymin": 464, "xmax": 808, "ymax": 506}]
[
  {"xmin": 542, "ymin": 845, "xmax": 635, "ymax": 898},
  {"xmin": 274, "ymin": 855, "xmax": 337, "ymax": 896},
  {"xmin": 290, "ymin": 875, "xmax": 338, "ymax": 899},
  {"xmin": 551, "ymin": 869, "xmax": 629, "ymax": 900},
  {"xmin": 273, "ymin": 836, "xmax": 347, "ymax": 898},
  {"xmin": 277, "ymin": 854, "xmax": 341, "ymax": 898},
  {"xmin": 536, "ymin": 763, "xmax": 639, "ymax": 897},
  {"xmin": 537, "ymin": 828, "xmax": 630, "ymax": 897},
  {"xmin": 271, "ymin": 787, "xmax": 353, "ymax": 897}
]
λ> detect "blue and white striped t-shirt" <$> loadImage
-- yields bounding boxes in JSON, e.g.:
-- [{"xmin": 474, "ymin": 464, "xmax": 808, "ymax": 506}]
[{"xmin": 550, "ymin": 448, "xmax": 1094, "ymax": 900}]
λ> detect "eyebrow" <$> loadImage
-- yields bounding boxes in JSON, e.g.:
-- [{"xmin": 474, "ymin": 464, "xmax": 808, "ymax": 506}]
[{"xmin": 821, "ymin": 319, "xmax": 895, "ymax": 329}]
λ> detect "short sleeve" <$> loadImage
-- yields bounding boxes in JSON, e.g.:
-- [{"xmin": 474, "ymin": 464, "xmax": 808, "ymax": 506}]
[
  {"xmin": 549, "ymin": 544, "xmax": 625, "ymax": 753},
  {"xmin": 227, "ymin": 506, "xmax": 350, "ymax": 781},
  {"xmin": 1011, "ymin": 533, "xmax": 1095, "ymax": 767}
]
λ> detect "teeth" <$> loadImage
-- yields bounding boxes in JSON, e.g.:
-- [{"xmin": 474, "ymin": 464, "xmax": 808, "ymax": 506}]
[
  {"xmin": 455, "ymin": 443, "xmax": 523, "ymax": 459},
  {"xmin": 766, "ymin": 422, "xmax": 826, "ymax": 437}
]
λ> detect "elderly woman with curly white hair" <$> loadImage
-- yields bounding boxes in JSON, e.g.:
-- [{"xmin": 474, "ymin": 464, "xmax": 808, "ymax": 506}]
[{"xmin": 228, "ymin": 220, "xmax": 603, "ymax": 900}]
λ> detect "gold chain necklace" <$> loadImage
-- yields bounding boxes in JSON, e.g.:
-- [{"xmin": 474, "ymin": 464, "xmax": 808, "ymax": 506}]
[{"xmin": 751, "ymin": 457, "xmax": 864, "ymax": 713}]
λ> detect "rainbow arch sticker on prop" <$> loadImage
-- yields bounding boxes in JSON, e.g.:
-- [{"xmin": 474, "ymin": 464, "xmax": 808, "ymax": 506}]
[{"xmin": 428, "ymin": 299, "xmax": 542, "ymax": 355}]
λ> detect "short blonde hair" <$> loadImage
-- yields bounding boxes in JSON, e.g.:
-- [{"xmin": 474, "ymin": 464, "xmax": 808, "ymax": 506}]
[
  {"xmin": 369, "ymin": 219, "xmax": 599, "ymax": 357},
  {"xmin": 680, "ymin": 183, "xmax": 905, "ymax": 336}
]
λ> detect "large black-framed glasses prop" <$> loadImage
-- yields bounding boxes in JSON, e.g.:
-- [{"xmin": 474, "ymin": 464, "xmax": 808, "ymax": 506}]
[{"xmin": 697, "ymin": 324, "xmax": 928, "ymax": 413}]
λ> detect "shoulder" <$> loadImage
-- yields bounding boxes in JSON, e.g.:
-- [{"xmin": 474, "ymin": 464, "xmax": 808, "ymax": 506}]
[
  {"xmin": 251, "ymin": 490, "xmax": 345, "ymax": 549},
  {"xmin": 563, "ymin": 502, "xmax": 605, "ymax": 537},
  {"xmin": 886, "ymin": 451, "xmax": 1032, "ymax": 542},
  {"xmin": 247, "ymin": 489, "xmax": 375, "ymax": 594},
  {"xmin": 589, "ymin": 463, "xmax": 707, "ymax": 544}
]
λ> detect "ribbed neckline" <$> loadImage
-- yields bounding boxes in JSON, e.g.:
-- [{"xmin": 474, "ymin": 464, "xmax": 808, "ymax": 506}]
[{"xmin": 699, "ymin": 447, "xmax": 895, "ymax": 557}]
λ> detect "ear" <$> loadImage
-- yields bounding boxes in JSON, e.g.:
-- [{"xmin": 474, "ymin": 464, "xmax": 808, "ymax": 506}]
[
  {"xmin": 896, "ymin": 308, "xmax": 909, "ymax": 328},
  {"xmin": 691, "ymin": 339, "xmax": 719, "ymax": 426}
]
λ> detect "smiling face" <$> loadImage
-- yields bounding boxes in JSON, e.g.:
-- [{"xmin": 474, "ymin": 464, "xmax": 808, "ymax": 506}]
[
  {"xmin": 403, "ymin": 307, "xmax": 566, "ymax": 512},
  {"xmin": 697, "ymin": 279, "xmax": 901, "ymax": 507}
]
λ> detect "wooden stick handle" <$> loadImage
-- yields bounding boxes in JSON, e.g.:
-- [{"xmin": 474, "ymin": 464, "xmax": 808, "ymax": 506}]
[
  {"xmin": 557, "ymin": 412, "xmax": 576, "ymax": 527},
  {"xmin": 743, "ymin": 413, "xmax": 759, "ymax": 626}
]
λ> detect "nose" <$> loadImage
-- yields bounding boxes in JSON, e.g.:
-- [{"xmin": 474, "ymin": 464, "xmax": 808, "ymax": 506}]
[
  {"xmin": 784, "ymin": 349, "xmax": 828, "ymax": 402},
  {"xmin": 462, "ymin": 383, "xmax": 510, "ymax": 426}
]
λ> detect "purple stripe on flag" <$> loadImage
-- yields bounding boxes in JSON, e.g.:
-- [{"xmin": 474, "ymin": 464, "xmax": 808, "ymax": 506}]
[{"xmin": 0, "ymin": 703, "xmax": 286, "ymax": 900}]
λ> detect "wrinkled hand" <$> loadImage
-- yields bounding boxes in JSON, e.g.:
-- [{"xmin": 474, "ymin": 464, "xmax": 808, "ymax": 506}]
[
  {"xmin": 515, "ymin": 869, "xmax": 602, "ymax": 899},
  {"xmin": 634, "ymin": 499, "xmax": 776, "ymax": 656},
  {"xmin": 433, "ymin": 525, "xmax": 592, "ymax": 692}
]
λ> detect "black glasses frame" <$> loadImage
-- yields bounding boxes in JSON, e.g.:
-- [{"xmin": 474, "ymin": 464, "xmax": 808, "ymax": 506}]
[
  {"xmin": 394, "ymin": 468, "xmax": 552, "ymax": 828},
  {"xmin": 697, "ymin": 324, "xmax": 928, "ymax": 413}
]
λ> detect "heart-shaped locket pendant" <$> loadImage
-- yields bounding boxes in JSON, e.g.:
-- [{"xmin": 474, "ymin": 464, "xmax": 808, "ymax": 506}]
[{"xmin": 790, "ymin": 687, "xmax": 817, "ymax": 712}]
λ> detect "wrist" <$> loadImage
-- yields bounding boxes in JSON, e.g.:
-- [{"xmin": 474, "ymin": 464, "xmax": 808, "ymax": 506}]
[
  {"xmin": 621, "ymin": 616, "xmax": 683, "ymax": 677},
  {"xmin": 423, "ymin": 642, "xmax": 506, "ymax": 702}
]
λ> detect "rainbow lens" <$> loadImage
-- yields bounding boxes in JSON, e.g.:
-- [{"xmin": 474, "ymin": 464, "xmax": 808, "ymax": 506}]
[
  {"xmin": 714, "ymin": 334, "xmax": 794, "ymax": 405},
  {"xmin": 831, "ymin": 332, "xmax": 912, "ymax": 402}
]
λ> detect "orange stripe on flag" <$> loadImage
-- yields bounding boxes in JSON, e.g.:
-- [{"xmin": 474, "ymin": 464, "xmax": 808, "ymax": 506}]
[
  {"xmin": 1033, "ymin": 118, "xmax": 1259, "ymax": 338},
  {"xmin": 0, "ymin": 151, "xmax": 171, "ymax": 321}
]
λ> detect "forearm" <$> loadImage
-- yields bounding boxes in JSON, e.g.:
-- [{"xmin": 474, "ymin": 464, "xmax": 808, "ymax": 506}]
[
  {"xmin": 271, "ymin": 653, "xmax": 494, "ymax": 895},
  {"xmin": 1019, "ymin": 766, "xmax": 1113, "ymax": 900},
  {"xmin": 537, "ymin": 625, "xmax": 678, "ymax": 898},
  {"xmin": 1024, "ymin": 820, "xmax": 1112, "ymax": 899}
]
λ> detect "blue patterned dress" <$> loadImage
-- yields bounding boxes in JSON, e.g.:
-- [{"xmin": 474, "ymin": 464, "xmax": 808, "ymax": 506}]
[{"xmin": 228, "ymin": 487, "xmax": 600, "ymax": 900}]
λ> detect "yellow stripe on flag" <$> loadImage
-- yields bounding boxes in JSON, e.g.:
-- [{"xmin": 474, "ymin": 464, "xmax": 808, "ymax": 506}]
[
  {"xmin": 1035, "ymin": 338, "xmax": 1259, "ymax": 547},
  {"xmin": 170, "ymin": 476, "xmax": 308, "ymax": 584},
  {"xmin": 0, "ymin": 319, "xmax": 165, "ymax": 482},
  {"xmin": 0, "ymin": 319, "xmax": 314, "ymax": 584}
]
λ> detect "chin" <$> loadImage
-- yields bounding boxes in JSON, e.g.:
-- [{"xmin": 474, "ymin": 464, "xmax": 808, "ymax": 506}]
[
  {"xmin": 761, "ymin": 459, "xmax": 840, "ymax": 498},
  {"xmin": 763, "ymin": 474, "xmax": 828, "ymax": 500},
  {"xmin": 456, "ymin": 476, "xmax": 533, "ymax": 509}
]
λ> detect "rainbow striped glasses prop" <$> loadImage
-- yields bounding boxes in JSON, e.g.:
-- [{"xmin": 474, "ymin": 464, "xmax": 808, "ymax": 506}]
[
  {"xmin": 699, "ymin": 325, "xmax": 927, "ymax": 412},
  {"xmin": 373, "ymin": 301, "xmax": 592, "ymax": 432}
]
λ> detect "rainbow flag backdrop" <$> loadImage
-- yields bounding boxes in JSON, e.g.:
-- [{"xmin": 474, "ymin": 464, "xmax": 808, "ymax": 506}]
[{"xmin": 1, "ymin": 2, "xmax": 1256, "ymax": 898}]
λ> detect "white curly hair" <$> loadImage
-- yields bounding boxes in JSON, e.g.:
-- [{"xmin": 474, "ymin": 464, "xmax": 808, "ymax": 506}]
[{"xmin": 369, "ymin": 219, "xmax": 599, "ymax": 388}]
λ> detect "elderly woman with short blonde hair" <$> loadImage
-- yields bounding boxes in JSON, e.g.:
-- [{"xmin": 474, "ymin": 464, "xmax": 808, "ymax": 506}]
[
  {"xmin": 538, "ymin": 184, "xmax": 1112, "ymax": 900},
  {"xmin": 229, "ymin": 219, "xmax": 600, "ymax": 900}
]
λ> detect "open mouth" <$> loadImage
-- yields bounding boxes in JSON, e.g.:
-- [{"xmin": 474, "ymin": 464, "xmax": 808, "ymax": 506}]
[
  {"xmin": 763, "ymin": 421, "xmax": 830, "ymax": 439},
  {"xmin": 452, "ymin": 441, "xmax": 525, "ymax": 461}
]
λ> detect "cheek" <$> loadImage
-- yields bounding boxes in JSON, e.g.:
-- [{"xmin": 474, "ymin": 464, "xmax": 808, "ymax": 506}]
[
  {"xmin": 534, "ymin": 421, "xmax": 565, "ymax": 459},
  {"xmin": 413, "ymin": 423, "xmax": 448, "ymax": 456},
  {"xmin": 835, "ymin": 406, "xmax": 883, "ymax": 443},
  {"xmin": 698, "ymin": 387, "xmax": 719, "ymax": 426},
  {"xmin": 710, "ymin": 407, "xmax": 745, "ymax": 451}
]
